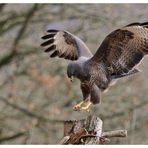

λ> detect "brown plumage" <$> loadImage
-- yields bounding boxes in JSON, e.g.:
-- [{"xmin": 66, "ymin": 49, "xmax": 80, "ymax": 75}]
[
  {"xmin": 41, "ymin": 22, "xmax": 148, "ymax": 111},
  {"xmin": 41, "ymin": 30, "xmax": 92, "ymax": 60},
  {"xmin": 91, "ymin": 23, "xmax": 148, "ymax": 75}
]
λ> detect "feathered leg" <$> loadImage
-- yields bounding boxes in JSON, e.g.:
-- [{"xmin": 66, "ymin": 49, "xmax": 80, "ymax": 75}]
[
  {"xmin": 73, "ymin": 96, "xmax": 92, "ymax": 112},
  {"xmin": 73, "ymin": 82, "xmax": 92, "ymax": 112},
  {"xmin": 90, "ymin": 84, "xmax": 101, "ymax": 104},
  {"xmin": 73, "ymin": 83, "xmax": 101, "ymax": 112}
]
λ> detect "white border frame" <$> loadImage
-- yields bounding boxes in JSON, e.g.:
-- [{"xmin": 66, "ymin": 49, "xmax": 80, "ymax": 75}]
[{"xmin": 0, "ymin": 0, "xmax": 148, "ymax": 3}]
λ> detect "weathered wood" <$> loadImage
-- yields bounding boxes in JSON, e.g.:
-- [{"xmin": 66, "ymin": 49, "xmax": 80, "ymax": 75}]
[
  {"xmin": 102, "ymin": 130, "xmax": 127, "ymax": 138},
  {"xmin": 59, "ymin": 136, "xmax": 70, "ymax": 144},
  {"xmin": 60, "ymin": 115, "xmax": 127, "ymax": 145},
  {"xmin": 65, "ymin": 128, "xmax": 87, "ymax": 144},
  {"xmin": 61, "ymin": 115, "xmax": 102, "ymax": 144},
  {"xmin": 84, "ymin": 115, "xmax": 102, "ymax": 144}
]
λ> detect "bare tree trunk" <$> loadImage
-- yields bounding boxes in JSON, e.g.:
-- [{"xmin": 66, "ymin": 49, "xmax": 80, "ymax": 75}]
[{"xmin": 59, "ymin": 115, "xmax": 127, "ymax": 145}]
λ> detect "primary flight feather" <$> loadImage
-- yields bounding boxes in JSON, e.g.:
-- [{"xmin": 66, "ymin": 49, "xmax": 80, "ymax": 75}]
[{"xmin": 41, "ymin": 22, "xmax": 148, "ymax": 111}]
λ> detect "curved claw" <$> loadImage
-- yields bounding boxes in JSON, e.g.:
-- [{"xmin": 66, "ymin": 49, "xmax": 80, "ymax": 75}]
[
  {"xmin": 81, "ymin": 102, "xmax": 92, "ymax": 112},
  {"xmin": 73, "ymin": 100, "xmax": 92, "ymax": 112},
  {"xmin": 73, "ymin": 101, "xmax": 84, "ymax": 111}
]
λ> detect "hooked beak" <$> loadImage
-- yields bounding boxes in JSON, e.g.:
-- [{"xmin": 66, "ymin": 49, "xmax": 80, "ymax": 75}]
[{"xmin": 70, "ymin": 76, "xmax": 74, "ymax": 82}]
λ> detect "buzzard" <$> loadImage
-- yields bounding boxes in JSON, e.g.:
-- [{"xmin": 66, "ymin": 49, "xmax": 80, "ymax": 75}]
[{"xmin": 41, "ymin": 22, "xmax": 148, "ymax": 112}]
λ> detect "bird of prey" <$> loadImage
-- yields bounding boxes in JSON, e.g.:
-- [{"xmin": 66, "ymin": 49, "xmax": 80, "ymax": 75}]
[{"xmin": 41, "ymin": 22, "xmax": 148, "ymax": 112}]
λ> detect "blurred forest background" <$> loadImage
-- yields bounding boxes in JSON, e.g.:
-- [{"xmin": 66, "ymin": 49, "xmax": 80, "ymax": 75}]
[{"xmin": 0, "ymin": 3, "xmax": 148, "ymax": 144}]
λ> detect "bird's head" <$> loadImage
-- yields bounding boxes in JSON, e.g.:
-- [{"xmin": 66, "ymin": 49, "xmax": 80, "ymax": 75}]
[{"xmin": 67, "ymin": 62, "xmax": 79, "ymax": 82}]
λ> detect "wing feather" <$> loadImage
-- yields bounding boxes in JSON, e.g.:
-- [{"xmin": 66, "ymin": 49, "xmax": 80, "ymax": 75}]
[
  {"xmin": 44, "ymin": 45, "xmax": 56, "ymax": 52},
  {"xmin": 90, "ymin": 22, "xmax": 148, "ymax": 75},
  {"xmin": 41, "ymin": 30, "xmax": 92, "ymax": 60}
]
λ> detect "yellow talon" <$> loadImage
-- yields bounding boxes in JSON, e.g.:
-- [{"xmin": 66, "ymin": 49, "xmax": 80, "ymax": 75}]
[
  {"xmin": 73, "ymin": 101, "xmax": 84, "ymax": 111},
  {"xmin": 81, "ymin": 102, "xmax": 92, "ymax": 112},
  {"xmin": 73, "ymin": 100, "xmax": 92, "ymax": 112}
]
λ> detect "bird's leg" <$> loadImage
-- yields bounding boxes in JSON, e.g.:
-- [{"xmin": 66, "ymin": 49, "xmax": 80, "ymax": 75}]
[
  {"xmin": 73, "ymin": 101, "xmax": 84, "ymax": 111},
  {"xmin": 81, "ymin": 97, "xmax": 92, "ymax": 112},
  {"xmin": 73, "ymin": 96, "xmax": 92, "ymax": 112}
]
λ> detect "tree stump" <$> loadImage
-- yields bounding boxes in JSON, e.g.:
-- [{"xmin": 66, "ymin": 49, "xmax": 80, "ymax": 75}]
[{"xmin": 59, "ymin": 115, "xmax": 127, "ymax": 144}]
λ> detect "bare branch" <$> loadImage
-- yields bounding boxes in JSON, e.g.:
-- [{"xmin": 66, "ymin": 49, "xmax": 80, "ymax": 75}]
[
  {"xmin": 12, "ymin": 4, "xmax": 39, "ymax": 51},
  {"xmin": 102, "ymin": 130, "xmax": 127, "ymax": 138},
  {"xmin": 59, "ymin": 136, "xmax": 70, "ymax": 144},
  {"xmin": 102, "ymin": 100, "xmax": 148, "ymax": 120},
  {"xmin": 0, "ymin": 4, "xmax": 5, "ymax": 13},
  {"xmin": 0, "ymin": 4, "xmax": 39, "ymax": 68},
  {"xmin": 0, "ymin": 96, "xmax": 63, "ymax": 124},
  {"xmin": 0, "ymin": 132, "xmax": 26, "ymax": 143}
]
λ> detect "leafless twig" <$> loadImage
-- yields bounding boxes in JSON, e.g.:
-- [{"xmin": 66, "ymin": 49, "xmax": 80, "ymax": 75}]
[
  {"xmin": 0, "ymin": 132, "xmax": 27, "ymax": 143},
  {"xmin": 102, "ymin": 130, "xmax": 127, "ymax": 138},
  {"xmin": 0, "ymin": 4, "xmax": 5, "ymax": 13},
  {"xmin": 0, "ymin": 4, "xmax": 39, "ymax": 68},
  {"xmin": 0, "ymin": 96, "xmax": 63, "ymax": 124}
]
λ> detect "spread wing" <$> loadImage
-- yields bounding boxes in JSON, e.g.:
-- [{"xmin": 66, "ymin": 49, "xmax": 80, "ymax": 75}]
[
  {"xmin": 41, "ymin": 29, "xmax": 92, "ymax": 60},
  {"xmin": 90, "ymin": 22, "xmax": 148, "ymax": 75}
]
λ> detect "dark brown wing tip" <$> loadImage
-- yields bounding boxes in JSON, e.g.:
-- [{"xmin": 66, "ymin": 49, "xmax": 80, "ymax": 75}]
[
  {"xmin": 140, "ymin": 22, "xmax": 148, "ymax": 28},
  {"xmin": 50, "ymin": 50, "xmax": 59, "ymax": 58},
  {"xmin": 125, "ymin": 22, "xmax": 148, "ymax": 28},
  {"xmin": 41, "ymin": 34, "xmax": 55, "ymax": 40},
  {"xmin": 40, "ymin": 39, "xmax": 54, "ymax": 47},
  {"xmin": 126, "ymin": 22, "xmax": 140, "ymax": 27},
  {"xmin": 47, "ymin": 29, "xmax": 58, "ymax": 33},
  {"xmin": 44, "ymin": 45, "xmax": 56, "ymax": 53}
]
